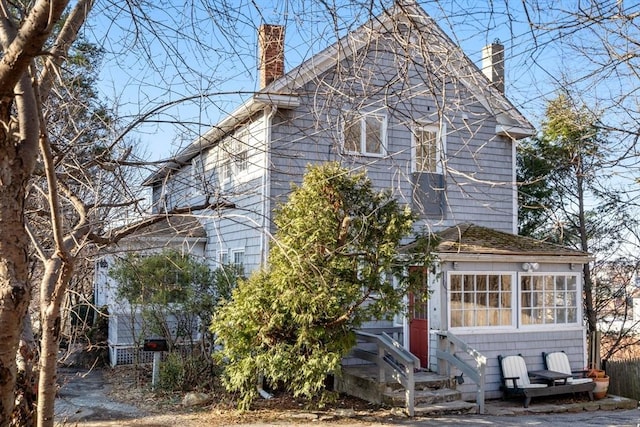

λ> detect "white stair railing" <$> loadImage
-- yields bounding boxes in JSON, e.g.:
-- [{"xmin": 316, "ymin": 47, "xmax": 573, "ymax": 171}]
[
  {"xmin": 433, "ymin": 330, "xmax": 486, "ymax": 414},
  {"xmin": 352, "ymin": 331, "xmax": 419, "ymax": 416}
]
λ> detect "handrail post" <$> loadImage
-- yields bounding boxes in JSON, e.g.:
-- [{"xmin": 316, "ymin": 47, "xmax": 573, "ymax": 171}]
[
  {"xmin": 406, "ymin": 364, "xmax": 415, "ymax": 416},
  {"xmin": 377, "ymin": 343, "xmax": 385, "ymax": 383},
  {"xmin": 437, "ymin": 333, "xmax": 447, "ymax": 376},
  {"xmin": 478, "ymin": 362, "xmax": 485, "ymax": 414}
]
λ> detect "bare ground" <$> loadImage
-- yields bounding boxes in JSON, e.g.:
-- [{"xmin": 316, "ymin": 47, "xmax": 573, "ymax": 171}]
[{"xmin": 91, "ymin": 365, "xmax": 402, "ymax": 426}]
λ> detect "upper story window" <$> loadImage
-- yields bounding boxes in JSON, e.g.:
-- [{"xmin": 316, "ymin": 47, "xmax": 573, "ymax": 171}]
[
  {"xmin": 411, "ymin": 122, "xmax": 446, "ymax": 218},
  {"xmin": 233, "ymin": 129, "xmax": 249, "ymax": 173},
  {"xmin": 343, "ymin": 112, "xmax": 386, "ymax": 156},
  {"xmin": 412, "ymin": 123, "xmax": 444, "ymax": 174},
  {"xmin": 220, "ymin": 157, "xmax": 231, "ymax": 182},
  {"xmin": 191, "ymin": 155, "xmax": 205, "ymax": 193},
  {"xmin": 219, "ymin": 129, "xmax": 249, "ymax": 182}
]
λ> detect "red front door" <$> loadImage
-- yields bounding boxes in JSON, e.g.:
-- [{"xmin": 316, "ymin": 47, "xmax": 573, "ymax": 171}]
[{"xmin": 409, "ymin": 267, "xmax": 429, "ymax": 368}]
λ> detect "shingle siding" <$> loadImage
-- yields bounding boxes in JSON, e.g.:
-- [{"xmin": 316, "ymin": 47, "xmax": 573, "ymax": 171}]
[
  {"xmin": 443, "ymin": 330, "xmax": 586, "ymax": 400},
  {"xmin": 268, "ymin": 43, "xmax": 516, "ymax": 235}
]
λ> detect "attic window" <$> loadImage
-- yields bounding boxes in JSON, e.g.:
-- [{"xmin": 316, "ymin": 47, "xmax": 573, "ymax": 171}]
[{"xmin": 343, "ymin": 112, "xmax": 386, "ymax": 156}]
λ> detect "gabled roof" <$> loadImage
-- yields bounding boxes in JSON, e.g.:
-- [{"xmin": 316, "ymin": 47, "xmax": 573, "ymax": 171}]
[
  {"xmin": 267, "ymin": 0, "xmax": 533, "ymax": 137},
  {"xmin": 416, "ymin": 223, "xmax": 590, "ymax": 263},
  {"xmin": 145, "ymin": 0, "xmax": 534, "ymax": 185}
]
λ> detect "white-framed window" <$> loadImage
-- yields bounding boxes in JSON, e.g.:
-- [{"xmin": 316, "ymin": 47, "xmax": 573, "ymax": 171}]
[
  {"xmin": 232, "ymin": 129, "xmax": 249, "ymax": 173},
  {"xmin": 218, "ymin": 139, "xmax": 232, "ymax": 183},
  {"xmin": 449, "ymin": 273, "xmax": 514, "ymax": 328},
  {"xmin": 231, "ymin": 248, "xmax": 245, "ymax": 274},
  {"xmin": 343, "ymin": 112, "xmax": 387, "ymax": 156},
  {"xmin": 219, "ymin": 249, "xmax": 229, "ymax": 266},
  {"xmin": 412, "ymin": 123, "xmax": 444, "ymax": 174},
  {"xmin": 191, "ymin": 155, "xmax": 205, "ymax": 193},
  {"xmin": 235, "ymin": 149, "xmax": 248, "ymax": 173},
  {"xmin": 447, "ymin": 271, "xmax": 581, "ymax": 330},
  {"xmin": 218, "ymin": 129, "xmax": 249, "ymax": 183},
  {"xmin": 520, "ymin": 274, "xmax": 579, "ymax": 325}
]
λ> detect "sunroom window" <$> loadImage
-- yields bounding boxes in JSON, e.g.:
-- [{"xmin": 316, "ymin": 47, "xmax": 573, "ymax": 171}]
[
  {"xmin": 520, "ymin": 274, "xmax": 578, "ymax": 325},
  {"xmin": 449, "ymin": 273, "xmax": 513, "ymax": 328},
  {"xmin": 448, "ymin": 272, "xmax": 581, "ymax": 330}
]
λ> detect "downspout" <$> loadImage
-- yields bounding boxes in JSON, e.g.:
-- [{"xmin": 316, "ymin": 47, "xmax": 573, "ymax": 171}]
[
  {"xmin": 257, "ymin": 374, "xmax": 272, "ymax": 400},
  {"xmin": 257, "ymin": 105, "xmax": 277, "ymax": 400},
  {"xmin": 511, "ymin": 137, "xmax": 517, "ymax": 234},
  {"xmin": 260, "ymin": 105, "xmax": 277, "ymax": 266}
]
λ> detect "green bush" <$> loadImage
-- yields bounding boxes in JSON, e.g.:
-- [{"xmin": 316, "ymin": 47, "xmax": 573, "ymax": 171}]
[
  {"xmin": 159, "ymin": 351, "xmax": 219, "ymax": 392},
  {"xmin": 211, "ymin": 163, "xmax": 419, "ymax": 409}
]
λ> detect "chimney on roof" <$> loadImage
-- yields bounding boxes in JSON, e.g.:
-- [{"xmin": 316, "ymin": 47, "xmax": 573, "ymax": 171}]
[
  {"xmin": 482, "ymin": 41, "xmax": 504, "ymax": 94},
  {"xmin": 258, "ymin": 24, "xmax": 285, "ymax": 89}
]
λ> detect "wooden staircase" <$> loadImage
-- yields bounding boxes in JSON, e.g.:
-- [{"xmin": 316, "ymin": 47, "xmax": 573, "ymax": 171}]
[{"xmin": 338, "ymin": 364, "xmax": 476, "ymax": 416}]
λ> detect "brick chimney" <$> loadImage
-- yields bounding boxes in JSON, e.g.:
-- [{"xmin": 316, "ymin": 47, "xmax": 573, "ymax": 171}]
[
  {"xmin": 482, "ymin": 41, "xmax": 504, "ymax": 94},
  {"xmin": 258, "ymin": 24, "xmax": 285, "ymax": 89}
]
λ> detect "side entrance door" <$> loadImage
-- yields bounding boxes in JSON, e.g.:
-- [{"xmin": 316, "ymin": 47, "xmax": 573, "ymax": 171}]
[{"xmin": 408, "ymin": 267, "xmax": 429, "ymax": 368}]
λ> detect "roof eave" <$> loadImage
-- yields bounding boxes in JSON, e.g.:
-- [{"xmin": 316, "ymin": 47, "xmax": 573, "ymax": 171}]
[
  {"xmin": 496, "ymin": 124, "xmax": 535, "ymax": 139},
  {"xmin": 437, "ymin": 253, "xmax": 592, "ymax": 264},
  {"xmin": 143, "ymin": 93, "xmax": 299, "ymax": 186}
]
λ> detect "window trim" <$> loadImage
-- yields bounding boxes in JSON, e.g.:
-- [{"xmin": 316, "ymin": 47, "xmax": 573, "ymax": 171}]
[
  {"xmin": 411, "ymin": 122, "xmax": 445, "ymax": 174},
  {"xmin": 342, "ymin": 111, "xmax": 387, "ymax": 157}
]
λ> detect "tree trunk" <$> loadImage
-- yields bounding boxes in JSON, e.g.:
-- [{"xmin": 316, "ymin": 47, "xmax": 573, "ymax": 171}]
[
  {"xmin": 576, "ymin": 157, "xmax": 597, "ymax": 334},
  {"xmin": 0, "ymin": 102, "xmax": 36, "ymax": 426},
  {"xmin": 15, "ymin": 315, "xmax": 37, "ymax": 426},
  {"xmin": 37, "ymin": 258, "xmax": 74, "ymax": 427}
]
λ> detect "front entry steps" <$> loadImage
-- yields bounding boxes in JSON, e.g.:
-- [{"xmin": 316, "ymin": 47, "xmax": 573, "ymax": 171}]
[{"xmin": 337, "ymin": 364, "xmax": 477, "ymax": 416}]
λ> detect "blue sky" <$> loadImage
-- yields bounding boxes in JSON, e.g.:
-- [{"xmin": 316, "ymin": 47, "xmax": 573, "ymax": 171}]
[{"xmin": 86, "ymin": 0, "xmax": 636, "ymax": 163}]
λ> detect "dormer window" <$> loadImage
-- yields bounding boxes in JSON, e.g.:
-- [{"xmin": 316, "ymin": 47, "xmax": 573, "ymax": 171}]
[{"xmin": 343, "ymin": 112, "xmax": 386, "ymax": 156}]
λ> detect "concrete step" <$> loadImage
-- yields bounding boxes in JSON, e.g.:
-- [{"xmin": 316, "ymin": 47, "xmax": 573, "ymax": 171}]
[
  {"xmin": 341, "ymin": 365, "xmax": 454, "ymax": 391},
  {"xmin": 383, "ymin": 387, "xmax": 461, "ymax": 406},
  {"xmin": 413, "ymin": 399, "xmax": 478, "ymax": 416}
]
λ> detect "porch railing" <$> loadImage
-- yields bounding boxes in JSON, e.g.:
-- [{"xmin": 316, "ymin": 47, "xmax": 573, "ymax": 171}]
[
  {"xmin": 352, "ymin": 331, "xmax": 420, "ymax": 416},
  {"xmin": 433, "ymin": 330, "xmax": 486, "ymax": 414}
]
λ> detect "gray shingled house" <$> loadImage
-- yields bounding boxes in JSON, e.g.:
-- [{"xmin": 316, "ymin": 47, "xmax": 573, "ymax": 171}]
[{"xmin": 99, "ymin": 0, "xmax": 591, "ymax": 409}]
